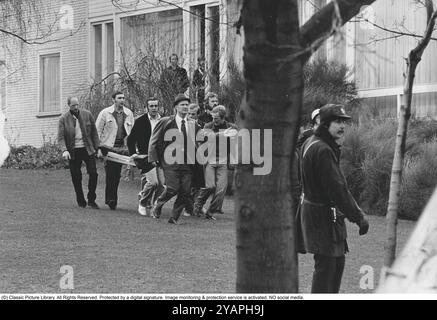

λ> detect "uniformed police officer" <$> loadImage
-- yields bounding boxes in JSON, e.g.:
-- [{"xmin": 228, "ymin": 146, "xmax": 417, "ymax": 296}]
[{"xmin": 298, "ymin": 103, "xmax": 369, "ymax": 293}]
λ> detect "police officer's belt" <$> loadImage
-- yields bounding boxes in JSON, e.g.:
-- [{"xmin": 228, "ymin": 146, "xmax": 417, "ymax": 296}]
[{"xmin": 303, "ymin": 198, "xmax": 330, "ymax": 207}]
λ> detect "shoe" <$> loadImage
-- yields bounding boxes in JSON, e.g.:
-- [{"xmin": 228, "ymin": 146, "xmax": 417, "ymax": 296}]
[
  {"xmin": 205, "ymin": 213, "xmax": 216, "ymax": 220},
  {"xmin": 78, "ymin": 201, "xmax": 87, "ymax": 208},
  {"xmin": 213, "ymin": 210, "xmax": 224, "ymax": 215},
  {"xmin": 107, "ymin": 200, "xmax": 117, "ymax": 210},
  {"xmin": 193, "ymin": 207, "xmax": 206, "ymax": 217},
  {"xmin": 183, "ymin": 210, "xmax": 193, "ymax": 217},
  {"xmin": 138, "ymin": 204, "xmax": 147, "ymax": 216},
  {"xmin": 151, "ymin": 205, "xmax": 161, "ymax": 219},
  {"xmin": 168, "ymin": 217, "xmax": 179, "ymax": 224},
  {"xmin": 88, "ymin": 202, "xmax": 100, "ymax": 209}
]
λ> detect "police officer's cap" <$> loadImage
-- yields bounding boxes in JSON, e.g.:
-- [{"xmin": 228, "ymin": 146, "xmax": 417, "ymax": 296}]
[{"xmin": 319, "ymin": 104, "xmax": 351, "ymax": 124}]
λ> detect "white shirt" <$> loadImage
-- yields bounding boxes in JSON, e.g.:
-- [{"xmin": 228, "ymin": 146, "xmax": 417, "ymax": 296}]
[
  {"xmin": 73, "ymin": 115, "xmax": 85, "ymax": 148},
  {"xmin": 148, "ymin": 113, "xmax": 161, "ymax": 132},
  {"xmin": 175, "ymin": 113, "xmax": 188, "ymax": 135}
]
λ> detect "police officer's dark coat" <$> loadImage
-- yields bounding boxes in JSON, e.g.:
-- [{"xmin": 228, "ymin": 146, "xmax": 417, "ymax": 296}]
[{"xmin": 298, "ymin": 127, "xmax": 365, "ymax": 257}]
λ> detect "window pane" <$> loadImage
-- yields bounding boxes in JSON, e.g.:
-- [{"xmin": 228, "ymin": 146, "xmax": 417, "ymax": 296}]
[
  {"xmin": 94, "ymin": 24, "xmax": 102, "ymax": 81},
  {"xmin": 120, "ymin": 9, "xmax": 183, "ymax": 63},
  {"xmin": 40, "ymin": 54, "xmax": 60, "ymax": 113},
  {"xmin": 106, "ymin": 23, "xmax": 114, "ymax": 74}
]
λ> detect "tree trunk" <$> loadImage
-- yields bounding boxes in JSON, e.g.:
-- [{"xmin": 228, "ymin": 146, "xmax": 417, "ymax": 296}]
[
  {"xmin": 235, "ymin": 0, "xmax": 377, "ymax": 293},
  {"xmin": 384, "ymin": 57, "xmax": 416, "ymax": 268},
  {"xmin": 384, "ymin": 2, "xmax": 437, "ymax": 269},
  {"xmin": 236, "ymin": 0, "xmax": 302, "ymax": 293}
]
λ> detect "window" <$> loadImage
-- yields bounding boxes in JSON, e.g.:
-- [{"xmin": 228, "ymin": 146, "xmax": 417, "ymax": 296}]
[
  {"xmin": 120, "ymin": 10, "xmax": 183, "ymax": 62},
  {"xmin": 92, "ymin": 22, "xmax": 114, "ymax": 82},
  {"xmin": 39, "ymin": 53, "xmax": 60, "ymax": 113},
  {"xmin": 189, "ymin": 4, "xmax": 220, "ymax": 92}
]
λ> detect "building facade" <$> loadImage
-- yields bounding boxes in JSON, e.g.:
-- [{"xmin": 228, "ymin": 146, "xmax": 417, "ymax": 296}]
[{"xmin": 2, "ymin": 0, "xmax": 437, "ymax": 146}]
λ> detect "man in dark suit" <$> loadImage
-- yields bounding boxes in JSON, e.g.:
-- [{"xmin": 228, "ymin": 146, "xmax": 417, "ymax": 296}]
[
  {"xmin": 127, "ymin": 97, "xmax": 163, "ymax": 216},
  {"xmin": 58, "ymin": 97, "xmax": 100, "ymax": 209},
  {"xmin": 148, "ymin": 94, "xmax": 200, "ymax": 224}
]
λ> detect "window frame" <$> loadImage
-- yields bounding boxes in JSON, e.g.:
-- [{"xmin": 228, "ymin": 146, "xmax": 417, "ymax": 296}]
[
  {"xmin": 90, "ymin": 20, "xmax": 115, "ymax": 83},
  {"xmin": 37, "ymin": 50, "xmax": 62, "ymax": 118}
]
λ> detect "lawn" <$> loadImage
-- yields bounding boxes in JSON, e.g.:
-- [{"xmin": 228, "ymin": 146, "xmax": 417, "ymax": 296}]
[{"xmin": 0, "ymin": 165, "xmax": 416, "ymax": 294}]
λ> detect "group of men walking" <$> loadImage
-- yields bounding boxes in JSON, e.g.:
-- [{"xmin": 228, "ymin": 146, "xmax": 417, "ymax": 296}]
[
  {"xmin": 58, "ymin": 90, "xmax": 235, "ymax": 225},
  {"xmin": 58, "ymin": 51, "xmax": 371, "ymax": 294}
]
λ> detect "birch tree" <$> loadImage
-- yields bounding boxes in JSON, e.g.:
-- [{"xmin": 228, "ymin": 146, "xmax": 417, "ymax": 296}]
[{"xmin": 384, "ymin": 0, "xmax": 437, "ymax": 269}]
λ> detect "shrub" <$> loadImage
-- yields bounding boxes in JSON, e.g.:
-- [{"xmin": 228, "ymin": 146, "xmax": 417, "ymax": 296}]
[
  {"xmin": 302, "ymin": 60, "xmax": 358, "ymax": 127},
  {"xmin": 219, "ymin": 59, "xmax": 244, "ymax": 123},
  {"xmin": 341, "ymin": 118, "xmax": 437, "ymax": 220},
  {"xmin": 3, "ymin": 142, "xmax": 65, "ymax": 169},
  {"xmin": 400, "ymin": 140, "xmax": 437, "ymax": 220}
]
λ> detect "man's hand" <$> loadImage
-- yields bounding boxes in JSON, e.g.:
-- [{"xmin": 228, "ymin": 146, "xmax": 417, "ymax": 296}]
[
  {"xmin": 62, "ymin": 151, "xmax": 71, "ymax": 160},
  {"xmin": 97, "ymin": 149, "xmax": 103, "ymax": 158},
  {"xmin": 358, "ymin": 217, "xmax": 369, "ymax": 236},
  {"xmin": 130, "ymin": 153, "xmax": 138, "ymax": 160}
]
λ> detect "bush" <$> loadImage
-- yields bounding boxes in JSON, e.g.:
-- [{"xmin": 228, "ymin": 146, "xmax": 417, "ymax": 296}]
[
  {"xmin": 302, "ymin": 60, "xmax": 358, "ymax": 127},
  {"xmin": 3, "ymin": 142, "xmax": 65, "ymax": 169},
  {"xmin": 341, "ymin": 118, "xmax": 437, "ymax": 220},
  {"xmin": 400, "ymin": 140, "xmax": 437, "ymax": 220},
  {"xmin": 219, "ymin": 59, "xmax": 244, "ymax": 123}
]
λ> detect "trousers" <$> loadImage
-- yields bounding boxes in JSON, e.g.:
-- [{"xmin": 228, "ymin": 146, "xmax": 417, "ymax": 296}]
[
  {"xmin": 311, "ymin": 254, "xmax": 345, "ymax": 293},
  {"xmin": 69, "ymin": 148, "xmax": 98, "ymax": 205},
  {"xmin": 195, "ymin": 163, "xmax": 228, "ymax": 213},
  {"xmin": 104, "ymin": 160, "xmax": 122, "ymax": 206},
  {"xmin": 139, "ymin": 167, "xmax": 164, "ymax": 207},
  {"xmin": 155, "ymin": 165, "xmax": 193, "ymax": 220}
]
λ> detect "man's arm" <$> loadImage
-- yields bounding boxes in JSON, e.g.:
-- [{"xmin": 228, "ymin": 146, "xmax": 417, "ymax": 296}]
[
  {"xmin": 127, "ymin": 117, "xmax": 140, "ymax": 156},
  {"xmin": 318, "ymin": 148, "xmax": 365, "ymax": 225},
  {"xmin": 148, "ymin": 118, "xmax": 166, "ymax": 163},
  {"xmin": 57, "ymin": 116, "xmax": 67, "ymax": 151},
  {"xmin": 89, "ymin": 113, "xmax": 100, "ymax": 150},
  {"xmin": 95, "ymin": 109, "xmax": 108, "ymax": 141}
]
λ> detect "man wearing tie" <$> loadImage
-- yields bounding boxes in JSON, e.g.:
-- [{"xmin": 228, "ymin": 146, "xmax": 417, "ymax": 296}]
[{"xmin": 148, "ymin": 94, "xmax": 200, "ymax": 224}]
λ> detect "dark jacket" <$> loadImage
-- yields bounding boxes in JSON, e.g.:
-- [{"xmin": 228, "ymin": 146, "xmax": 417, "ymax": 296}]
[
  {"xmin": 148, "ymin": 116, "xmax": 200, "ymax": 169},
  {"xmin": 203, "ymin": 120, "xmax": 237, "ymax": 163},
  {"xmin": 198, "ymin": 109, "xmax": 212, "ymax": 127},
  {"xmin": 298, "ymin": 127, "xmax": 365, "ymax": 257},
  {"xmin": 159, "ymin": 66, "xmax": 190, "ymax": 95},
  {"xmin": 58, "ymin": 109, "xmax": 99, "ymax": 160},
  {"xmin": 127, "ymin": 113, "xmax": 152, "ymax": 156},
  {"xmin": 296, "ymin": 129, "xmax": 314, "ymax": 150}
]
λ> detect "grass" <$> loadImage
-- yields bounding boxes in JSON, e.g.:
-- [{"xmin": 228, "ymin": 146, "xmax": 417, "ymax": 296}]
[{"xmin": 0, "ymin": 164, "xmax": 415, "ymax": 294}]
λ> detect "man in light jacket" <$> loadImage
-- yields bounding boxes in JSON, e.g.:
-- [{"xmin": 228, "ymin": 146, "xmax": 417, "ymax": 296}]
[{"xmin": 96, "ymin": 91, "xmax": 134, "ymax": 210}]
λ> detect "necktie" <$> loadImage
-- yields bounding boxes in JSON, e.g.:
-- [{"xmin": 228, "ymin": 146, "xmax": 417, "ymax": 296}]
[{"xmin": 181, "ymin": 119, "xmax": 187, "ymax": 163}]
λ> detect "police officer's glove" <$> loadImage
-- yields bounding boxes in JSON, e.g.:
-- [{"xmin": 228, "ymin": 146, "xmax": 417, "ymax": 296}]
[{"xmin": 358, "ymin": 216, "xmax": 369, "ymax": 236}]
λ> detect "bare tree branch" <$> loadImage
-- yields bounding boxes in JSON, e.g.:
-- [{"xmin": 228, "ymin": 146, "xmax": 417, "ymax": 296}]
[
  {"xmin": 0, "ymin": 20, "xmax": 87, "ymax": 45},
  {"xmin": 300, "ymin": 0, "xmax": 377, "ymax": 49},
  {"xmin": 350, "ymin": 17, "xmax": 437, "ymax": 42}
]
